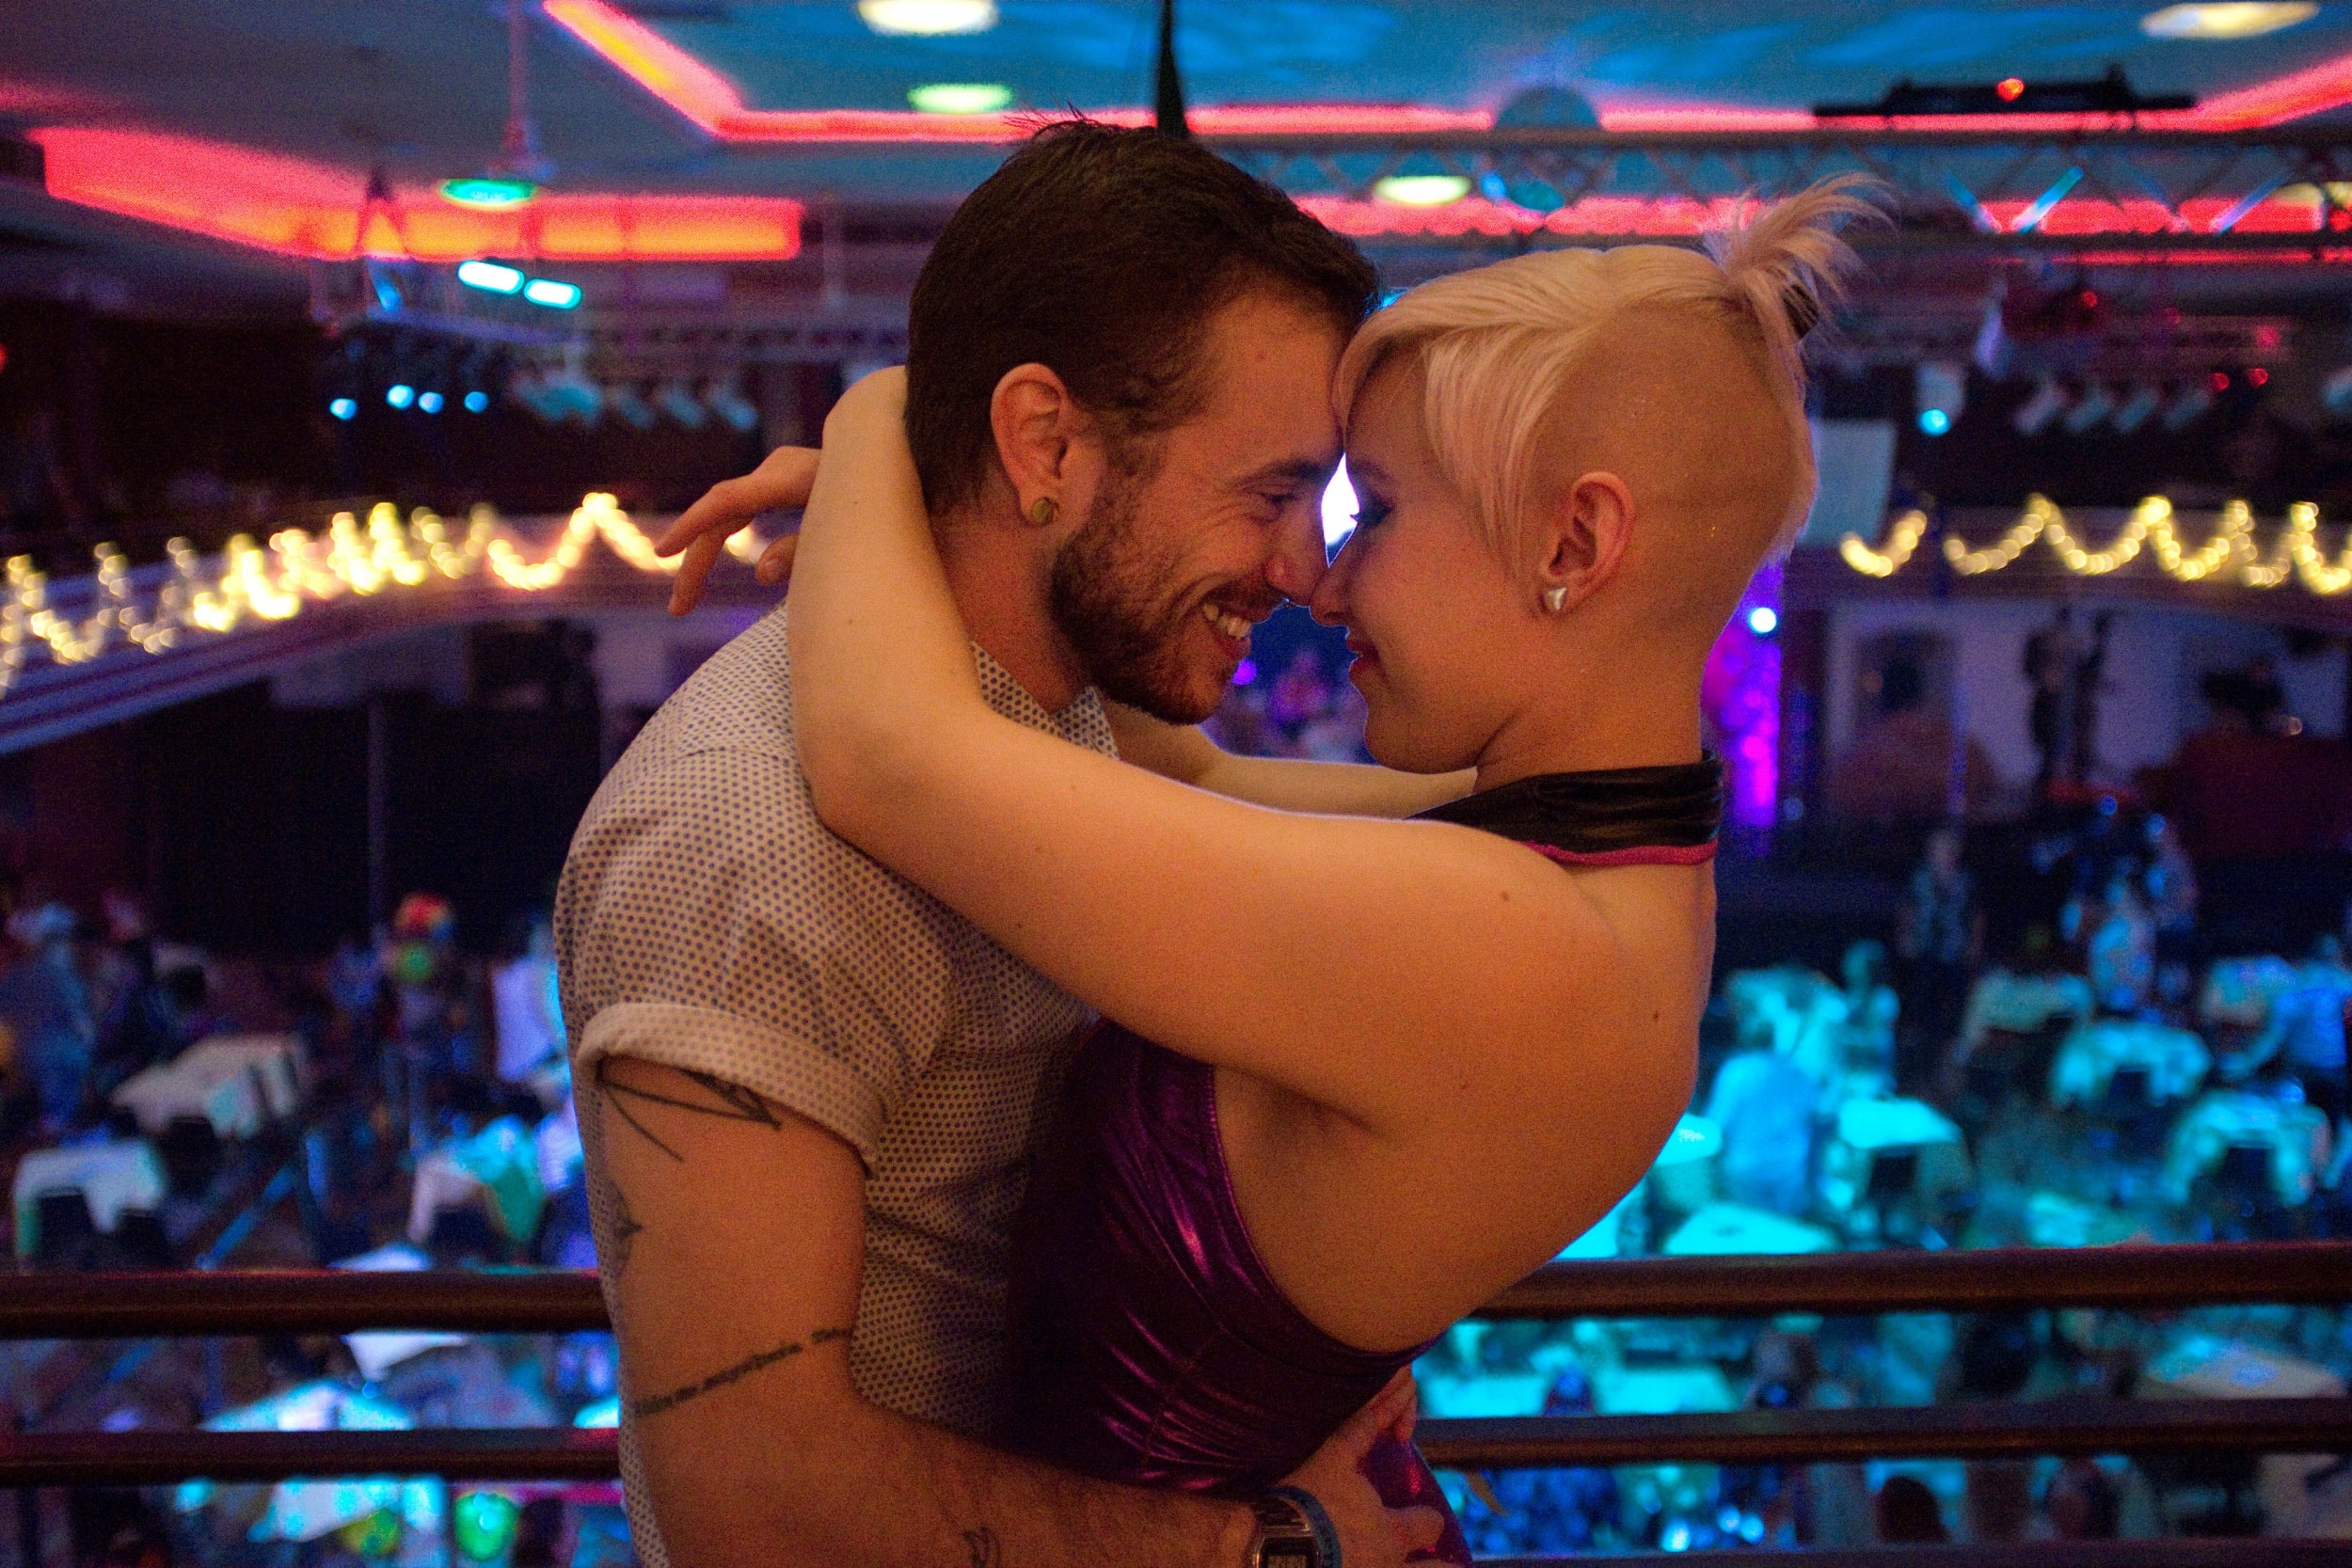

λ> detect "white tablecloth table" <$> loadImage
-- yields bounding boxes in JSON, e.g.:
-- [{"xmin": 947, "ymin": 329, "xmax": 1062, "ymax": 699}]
[
  {"xmin": 110, "ymin": 1034, "xmax": 307, "ymax": 1138},
  {"xmin": 2049, "ymin": 1020, "xmax": 2210, "ymax": 1109},
  {"xmin": 2161, "ymin": 1091, "xmax": 2332, "ymax": 1205},
  {"xmin": 1661, "ymin": 1202, "xmax": 1836, "ymax": 1258},
  {"xmin": 11, "ymin": 1140, "xmax": 166, "ymax": 1256},
  {"xmin": 1819, "ymin": 1097, "xmax": 1970, "ymax": 1214}
]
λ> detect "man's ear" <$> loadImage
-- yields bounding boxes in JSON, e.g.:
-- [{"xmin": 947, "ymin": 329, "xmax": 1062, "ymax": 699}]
[
  {"xmin": 991, "ymin": 363, "xmax": 1085, "ymax": 527},
  {"xmin": 1535, "ymin": 470, "xmax": 1634, "ymax": 614}
]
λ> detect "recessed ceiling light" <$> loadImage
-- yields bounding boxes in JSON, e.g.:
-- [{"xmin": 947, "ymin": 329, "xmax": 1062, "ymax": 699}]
[
  {"xmin": 2141, "ymin": 3, "xmax": 2317, "ymax": 40},
  {"xmin": 1373, "ymin": 174, "xmax": 1471, "ymax": 207},
  {"xmin": 908, "ymin": 82, "xmax": 1012, "ymax": 114},
  {"xmin": 438, "ymin": 176, "xmax": 538, "ymax": 210},
  {"xmin": 859, "ymin": 0, "xmax": 996, "ymax": 36}
]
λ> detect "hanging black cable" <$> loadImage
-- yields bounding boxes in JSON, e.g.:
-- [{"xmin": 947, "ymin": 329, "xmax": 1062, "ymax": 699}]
[{"xmin": 1153, "ymin": 0, "xmax": 1189, "ymax": 137}]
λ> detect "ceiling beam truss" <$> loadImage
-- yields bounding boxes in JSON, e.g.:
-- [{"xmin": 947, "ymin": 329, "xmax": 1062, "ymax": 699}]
[{"xmin": 1208, "ymin": 128, "xmax": 2352, "ymax": 257}]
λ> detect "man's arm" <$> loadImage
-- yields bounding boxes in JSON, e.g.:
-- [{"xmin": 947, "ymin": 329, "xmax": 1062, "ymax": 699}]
[
  {"xmin": 595, "ymin": 1055, "xmax": 1434, "ymax": 1568},
  {"xmin": 1102, "ymin": 700, "xmax": 1472, "ymax": 818}
]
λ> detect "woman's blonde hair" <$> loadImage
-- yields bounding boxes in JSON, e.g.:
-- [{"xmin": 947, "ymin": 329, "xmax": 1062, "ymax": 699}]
[{"xmin": 1333, "ymin": 175, "xmax": 1880, "ymax": 557}]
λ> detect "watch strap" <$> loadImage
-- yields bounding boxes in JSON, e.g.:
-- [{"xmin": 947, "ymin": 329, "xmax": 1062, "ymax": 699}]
[{"xmin": 1263, "ymin": 1485, "xmax": 1342, "ymax": 1568}]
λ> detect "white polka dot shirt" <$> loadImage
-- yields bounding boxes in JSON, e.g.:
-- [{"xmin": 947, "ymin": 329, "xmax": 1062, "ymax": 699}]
[{"xmin": 555, "ymin": 605, "xmax": 1114, "ymax": 1566}]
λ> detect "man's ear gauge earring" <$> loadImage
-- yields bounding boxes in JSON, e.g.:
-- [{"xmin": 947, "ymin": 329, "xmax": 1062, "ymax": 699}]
[
  {"xmin": 1027, "ymin": 496, "xmax": 1059, "ymax": 529},
  {"xmin": 1543, "ymin": 585, "xmax": 1568, "ymax": 612}
]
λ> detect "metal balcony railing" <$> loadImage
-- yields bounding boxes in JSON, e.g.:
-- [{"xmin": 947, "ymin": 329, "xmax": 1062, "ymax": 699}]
[{"xmin": 2, "ymin": 1242, "xmax": 2346, "ymax": 1560}]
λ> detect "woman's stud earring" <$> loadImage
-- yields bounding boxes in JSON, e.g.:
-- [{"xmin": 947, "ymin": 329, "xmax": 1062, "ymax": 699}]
[
  {"xmin": 1543, "ymin": 585, "xmax": 1568, "ymax": 612},
  {"xmin": 1027, "ymin": 496, "xmax": 1059, "ymax": 529}
]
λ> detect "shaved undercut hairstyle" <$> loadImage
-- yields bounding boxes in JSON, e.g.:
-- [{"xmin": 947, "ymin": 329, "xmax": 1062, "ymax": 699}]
[
  {"xmin": 905, "ymin": 120, "xmax": 1379, "ymax": 514},
  {"xmin": 1334, "ymin": 174, "xmax": 1880, "ymax": 558}
]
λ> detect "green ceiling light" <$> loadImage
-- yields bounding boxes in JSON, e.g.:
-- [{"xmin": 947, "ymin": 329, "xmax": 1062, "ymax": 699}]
[
  {"xmin": 908, "ymin": 82, "xmax": 1013, "ymax": 114},
  {"xmin": 1373, "ymin": 174, "xmax": 1471, "ymax": 207},
  {"xmin": 2140, "ymin": 3, "xmax": 2317, "ymax": 39},
  {"xmin": 859, "ymin": 0, "xmax": 997, "ymax": 35},
  {"xmin": 438, "ymin": 175, "xmax": 539, "ymax": 210}
]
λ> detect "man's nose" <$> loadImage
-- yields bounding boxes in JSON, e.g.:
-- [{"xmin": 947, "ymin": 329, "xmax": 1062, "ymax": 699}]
[
  {"xmin": 1306, "ymin": 535, "xmax": 1352, "ymax": 626},
  {"xmin": 1263, "ymin": 507, "xmax": 1329, "ymax": 606}
]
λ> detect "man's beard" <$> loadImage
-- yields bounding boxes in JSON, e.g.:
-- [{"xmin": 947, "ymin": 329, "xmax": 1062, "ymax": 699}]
[{"xmin": 1047, "ymin": 463, "xmax": 1216, "ymax": 724}]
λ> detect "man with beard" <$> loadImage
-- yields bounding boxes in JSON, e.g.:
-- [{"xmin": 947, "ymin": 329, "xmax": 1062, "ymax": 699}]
[{"xmin": 556, "ymin": 123, "xmax": 1460, "ymax": 1568}]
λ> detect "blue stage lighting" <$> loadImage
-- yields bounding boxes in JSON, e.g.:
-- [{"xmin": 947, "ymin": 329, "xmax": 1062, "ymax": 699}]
[
  {"xmin": 521, "ymin": 277, "xmax": 582, "ymax": 309},
  {"xmin": 1747, "ymin": 605, "xmax": 1780, "ymax": 637},
  {"xmin": 464, "ymin": 389, "xmax": 490, "ymax": 413},
  {"xmin": 386, "ymin": 384, "xmax": 416, "ymax": 409},
  {"xmin": 457, "ymin": 260, "xmax": 525, "ymax": 294},
  {"xmin": 1917, "ymin": 406, "xmax": 1951, "ymax": 436},
  {"xmin": 329, "ymin": 397, "xmax": 358, "ymax": 421}
]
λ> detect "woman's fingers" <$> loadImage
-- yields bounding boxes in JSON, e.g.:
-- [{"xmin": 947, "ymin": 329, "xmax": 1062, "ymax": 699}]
[
  {"xmin": 755, "ymin": 532, "xmax": 800, "ymax": 585},
  {"xmin": 655, "ymin": 448, "xmax": 819, "ymax": 556},
  {"xmin": 666, "ymin": 530, "xmax": 730, "ymax": 616},
  {"xmin": 657, "ymin": 447, "xmax": 819, "ymax": 614}
]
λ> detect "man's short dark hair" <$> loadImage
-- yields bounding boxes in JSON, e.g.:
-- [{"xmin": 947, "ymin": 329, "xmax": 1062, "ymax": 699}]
[{"xmin": 905, "ymin": 121, "xmax": 1378, "ymax": 513}]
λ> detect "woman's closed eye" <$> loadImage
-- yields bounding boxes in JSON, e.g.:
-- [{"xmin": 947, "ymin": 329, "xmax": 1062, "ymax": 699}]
[{"xmin": 1352, "ymin": 493, "xmax": 1394, "ymax": 531}]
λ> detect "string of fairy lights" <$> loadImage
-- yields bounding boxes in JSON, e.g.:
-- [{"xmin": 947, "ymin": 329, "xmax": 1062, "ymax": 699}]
[
  {"xmin": 0, "ymin": 493, "xmax": 773, "ymax": 697},
  {"xmin": 1840, "ymin": 496, "xmax": 2352, "ymax": 594},
  {"xmin": 3, "ymin": 490, "xmax": 2341, "ymax": 699}
]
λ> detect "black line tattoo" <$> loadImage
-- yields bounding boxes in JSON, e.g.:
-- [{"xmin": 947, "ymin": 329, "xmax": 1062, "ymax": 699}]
[
  {"xmin": 629, "ymin": 1327, "xmax": 850, "ymax": 1420},
  {"xmin": 963, "ymin": 1527, "xmax": 1001, "ymax": 1568},
  {"xmin": 603, "ymin": 1173, "xmax": 644, "ymax": 1275},
  {"xmin": 596, "ymin": 1058, "xmax": 783, "ymax": 1163}
]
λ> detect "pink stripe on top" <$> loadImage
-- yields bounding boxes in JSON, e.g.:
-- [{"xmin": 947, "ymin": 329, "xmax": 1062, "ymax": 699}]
[{"xmin": 1521, "ymin": 839, "xmax": 1720, "ymax": 868}]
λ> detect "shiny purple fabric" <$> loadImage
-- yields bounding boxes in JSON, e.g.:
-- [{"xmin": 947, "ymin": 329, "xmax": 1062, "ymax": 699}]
[{"xmin": 1002, "ymin": 1022, "xmax": 1472, "ymax": 1564}]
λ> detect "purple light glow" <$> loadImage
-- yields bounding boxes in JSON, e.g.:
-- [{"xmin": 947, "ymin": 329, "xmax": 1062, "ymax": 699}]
[
  {"xmin": 1700, "ymin": 562, "xmax": 1782, "ymax": 832},
  {"xmin": 1232, "ymin": 658, "xmax": 1258, "ymax": 687}
]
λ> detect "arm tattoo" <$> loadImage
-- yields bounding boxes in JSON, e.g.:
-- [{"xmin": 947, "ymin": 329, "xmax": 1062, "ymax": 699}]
[
  {"xmin": 629, "ymin": 1327, "xmax": 850, "ymax": 1420},
  {"xmin": 597, "ymin": 1058, "xmax": 783, "ymax": 1162},
  {"xmin": 596, "ymin": 1168, "xmax": 644, "ymax": 1275},
  {"xmin": 963, "ymin": 1528, "xmax": 1001, "ymax": 1567}
]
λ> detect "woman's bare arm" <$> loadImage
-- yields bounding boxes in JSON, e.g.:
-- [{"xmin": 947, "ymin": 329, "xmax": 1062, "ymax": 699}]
[
  {"xmin": 787, "ymin": 372, "xmax": 1673, "ymax": 1141},
  {"xmin": 1102, "ymin": 702, "xmax": 1473, "ymax": 818},
  {"xmin": 654, "ymin": 462, "xmax": 1470, "ymax": 818}
]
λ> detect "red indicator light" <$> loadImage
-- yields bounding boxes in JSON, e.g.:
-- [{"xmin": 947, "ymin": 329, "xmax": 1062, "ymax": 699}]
[
  {"xmin": 2211, "ymin": 372, "xmax": 2233, "ymax": 391},
  {"xmin": 1997, "ymin": 78, "xmax": 2026, "ymax": 102},
  {"xmin": 2080, "ymin": 290, "xmax": 2100, "ymax": 309},
  {"xmin": 2249, "ymin": 366, "xmax": 2270, "ymax": 386}
]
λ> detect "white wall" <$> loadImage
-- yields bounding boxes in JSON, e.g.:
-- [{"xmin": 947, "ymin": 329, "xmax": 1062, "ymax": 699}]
[{"xmin": 1824, "ymin": 598, "xmax": 2348, "ymax": 793}]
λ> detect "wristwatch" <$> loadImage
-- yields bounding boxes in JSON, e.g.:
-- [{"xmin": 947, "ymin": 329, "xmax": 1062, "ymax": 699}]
[{"xmin": 1248, "ymin": 1487, "xmax": 1338, "ymax": 1568}]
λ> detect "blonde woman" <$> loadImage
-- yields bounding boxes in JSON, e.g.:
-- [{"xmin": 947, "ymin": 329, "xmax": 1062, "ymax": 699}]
[{"xmin": 678, "ymin": 179, "xmax": 1868, "ymax": 1563}]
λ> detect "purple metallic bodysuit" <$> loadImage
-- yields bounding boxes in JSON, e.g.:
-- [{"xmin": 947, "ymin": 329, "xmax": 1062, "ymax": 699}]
[{"xmin": 999, "ymin": 759, "xmax": 1724, "ymax": 1565}]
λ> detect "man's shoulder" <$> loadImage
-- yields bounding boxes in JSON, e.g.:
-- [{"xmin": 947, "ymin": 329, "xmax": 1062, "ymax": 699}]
[{"xmin": 629, "ymin": 607, "xmax": 798, "ymax": 760}]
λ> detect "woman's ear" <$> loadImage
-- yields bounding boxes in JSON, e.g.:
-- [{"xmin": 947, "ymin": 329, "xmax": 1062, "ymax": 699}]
[
  {"xmin": 1535, "ymin": 470, "xmax": 1634, "ymax": 614},
  {"xmin": 991, "ymin": 363, "xmax": 1081, "ymax": 528}
]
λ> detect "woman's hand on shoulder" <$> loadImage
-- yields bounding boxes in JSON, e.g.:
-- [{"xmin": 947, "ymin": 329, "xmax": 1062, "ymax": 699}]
[
  {"xmin": 656, "ymin": 446, "xmax": 817, "ymax": 614},
  {"xmin": 654, "ymin": 368, "xmax": 909, "ymax": 615}
]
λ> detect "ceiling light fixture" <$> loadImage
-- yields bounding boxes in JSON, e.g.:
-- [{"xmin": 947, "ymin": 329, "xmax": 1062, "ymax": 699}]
[
  {"xmin": 1372, "ymin": 174, "xmax": 1470, "ymax": 207},
  {"xmin": 438, "ymin": 176, "xmax": 539, "ymax": 210},
  {"xmin": 908, "ymin": 83, "xmax": 1013, "ymax": 114},
  {"xmin": 456, "ymin": 260, "xmax": 527, "ymax": 294},
  {"xmin": 521, "ymin": 277, "xmax": 583, "ymax": 309},
  {"xmin": 859, "ymin": 0, "xmax": 997, "ymax": 35},
  {"xmin": 2141, "ymin": 3, "xmax": 2317, "ymax": 40}
]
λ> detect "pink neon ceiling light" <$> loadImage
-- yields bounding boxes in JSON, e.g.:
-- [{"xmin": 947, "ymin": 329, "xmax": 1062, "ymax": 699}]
[{"xmin": 542, "ymin": 0, "xmax": 2352, "ymax": 141}]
